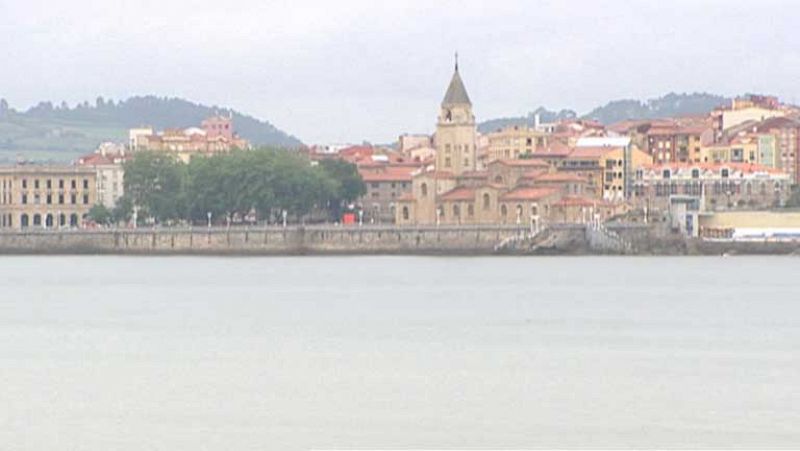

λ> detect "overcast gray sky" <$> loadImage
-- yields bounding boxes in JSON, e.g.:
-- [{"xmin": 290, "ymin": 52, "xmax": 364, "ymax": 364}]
[{"xmin": 1, "ymin": 0, "xmax": 798, "ymax": 144}]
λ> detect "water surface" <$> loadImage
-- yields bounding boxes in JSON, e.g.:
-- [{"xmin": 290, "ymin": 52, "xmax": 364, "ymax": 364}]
[{"xmin": 1, "ymin": 256, "xmax": 798, "ymax": 449}]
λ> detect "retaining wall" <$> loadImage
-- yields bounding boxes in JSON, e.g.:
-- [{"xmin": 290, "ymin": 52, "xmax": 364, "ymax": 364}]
[{"xmin": 0, "ymin": 225, "xmax": 528, "ymax": 255}]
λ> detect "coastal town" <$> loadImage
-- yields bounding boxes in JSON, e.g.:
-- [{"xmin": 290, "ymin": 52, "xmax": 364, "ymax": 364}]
[{"xmin": 1, "ymin": 59, "xmax": 800, "ymax": 251}]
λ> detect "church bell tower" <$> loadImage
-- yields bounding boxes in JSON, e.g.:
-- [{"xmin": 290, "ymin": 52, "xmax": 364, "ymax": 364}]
[{"xmin": 435, "ymin": 54, "xmax": 477, "ymax": 175}]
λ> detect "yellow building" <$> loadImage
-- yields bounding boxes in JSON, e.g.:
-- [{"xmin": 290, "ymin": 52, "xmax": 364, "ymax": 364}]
[
  {"xmin": 485, "ymin": 125, "xmax": 549, "ymax": 162},
  {"xmin": 0, "ymin": 165, "xmax": 98, "ymax": 230}
]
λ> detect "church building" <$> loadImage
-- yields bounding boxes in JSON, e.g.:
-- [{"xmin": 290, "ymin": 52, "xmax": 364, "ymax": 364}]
[{"xmin": 395, "ymin": 59, "xmax": 625, "ymax": 227}]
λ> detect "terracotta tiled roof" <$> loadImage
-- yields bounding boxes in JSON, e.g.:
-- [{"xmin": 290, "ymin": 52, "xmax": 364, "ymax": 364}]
[
  {"xmin": 359, "ymin": 166, "xmax": 416, "ymax": 182},
  {"xmin": 439, "ymin": 187, "xmax": 475, "ymax": 201},
  {"xmin": 416, "ymin": 170, "xmax": 455, "ymax": 179},
  {"xmin": 568, "ymin": 146, "xmax": 622, "ymax": 159},
  {"xmin": 521, "ymin": 169, "xmax": 549, "ymax": 179},
  {"xmin": 532, "ymin": 172, "xmax": 587, "ymax": 182},
  {"xmin": 496, "ymin": 159, "xmax": 550, "ymax": 167},
  {"xmin": 460, "ymin": 170, "xmax": 489, "ymax": 179},
  {"xmin": 499, "ymin": 187, "xmax": 558, "ymax": 201}
]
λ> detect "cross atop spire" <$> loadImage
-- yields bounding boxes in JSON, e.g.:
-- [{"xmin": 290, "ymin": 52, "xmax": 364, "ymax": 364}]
[{"xmin": 455, "ymin": 51, "xmax": 459, "ymax": 72}]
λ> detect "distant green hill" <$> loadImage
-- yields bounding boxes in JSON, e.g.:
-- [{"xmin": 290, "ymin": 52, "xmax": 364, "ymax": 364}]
[
  {"xmin": 582, "ymin": 92, "xmax": 729, "ymax": 124},
  {"xmin": 478, "ymin": 93, "xmax": 731, "ymax": 133},
  {"xmin": 0, "ymin": 96, "xmax": 303, "ymax": 163}
]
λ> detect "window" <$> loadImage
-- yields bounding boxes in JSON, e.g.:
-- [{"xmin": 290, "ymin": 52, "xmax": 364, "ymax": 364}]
[
  {"xmin": 46, "ymin": 179, "xmax": 52, "ymax": 189},
  {"xmin": 662, "ymin": 169, "xmax": 670, "ymax": 179},
  {"xmin": 22, "ymin": 179, "xmax": 27, "ymax": 189},
  {"xmin": 83, "ymin": 179, "xmax": 89, "ymax": 189},
  {"xmin": 46, "ymin": 194, "xmax": 52, "ymax": 205},
  {"xmin": 371, "ymin": 182, "xmax": 379, "ymax": 188},
  {"xmin": 500, "ymin": 204, "xmax": 508, "ymax": 217},
  {"xmin": 420, "ymin": 183, "xmax": 428, "ymax": 197},
  {"xmin": 71, "ymin": 194, "xmax": 76, "ymax": 204},
  {"xmin": 467, "ymin": 204, "xmax": 474, "ymax": 217},
  {"xmin": 34, "ymin": 179, "xmax": 40, "ymax": 189},
  {"xmin": 402, "ymin": 206, "xmax": 409, "ymax": 220},
  {"xmin": 444, "ymin": 157, "xmax": 451, "ymax": 167},
  {"xmin": 58, "ymin": 194, "xmax": 64, "ymax": 204},
  {"xmin": 59, "ymin": 179, "xmax": 64, "ymax": 189},
  {"xmin": 453, "ymin": 205, "xmax": 460, "ymax": 217},
  {"xmin": 21, "ymin": 194, "xmax": 27, "ymax": 205},
  {"xmin": 691, "ymin": 169, "xmax": 700, "ymax": 179},
  {"xmin": 721, "ymin": 169, "xmax": 729, "ymax": 178},
  {"xmin": 482, "ymin": 193, "xmax": 491, "ymax": 210},
  {"xmin": 71, "ymin": 180, "xmax": 76, "ymax": 189}
]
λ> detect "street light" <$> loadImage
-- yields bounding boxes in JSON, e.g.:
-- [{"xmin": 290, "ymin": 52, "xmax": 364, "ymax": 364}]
[{"xmin": 207, "ymin": 211, "xmax": 212, "ymax": 229}]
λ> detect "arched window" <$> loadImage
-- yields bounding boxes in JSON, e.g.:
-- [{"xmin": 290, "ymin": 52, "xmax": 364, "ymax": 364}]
[
  {"xmin": 21, "ymin": 214, "xmax": 29, "ymax": 228},
  {"xmin": 500, "ymin": 204, "xmax": 508, "ymax": 217},
  {"xmin": 437, "ymin": 206, "xmax": 445, "ymax": 219},
  {"xmin": 494, "ymin": 175, "xmax": 504, "ymax": 184},
  {"xmin": 482, "ymin": 193, "xmax": 490, "ymax": 210},
  {"xmin": 453, "ymin": 204, "xmax": 460, "ymax": 217},
  {"xmin": 467, "ymin": 204, "xmax": 474, "ymax": 217},
  {"xmin": 70, "ymin": 214, "xmax": 79, "ymax": 227},
  {"xmin": 746, "ymin": 182, "xmax": 752, "ymax": 195},
  {"xmin": 516, "ymin": 204, "xmax": 523, "ymax": 217},
  {"xmin": 33, "ymin": 214, "xmax": 42, "ymax": 227},
  {"xmin": 421, "ymin": 183, "xmax": 428, "ymax": 197},
  {"xmin": 45, "ymin": 214, "xmax": 53, "ymax": 228},
  {"xmin": 402, "ymin": 206, "xmax": 409, "ymax": 220},
  {"xmin": 531, "ymin": 203, "xmax": 538, "ymax": 216},
  {"xmin": 59, "ymin": 214, "xmax": 66, "ymax": 227}
]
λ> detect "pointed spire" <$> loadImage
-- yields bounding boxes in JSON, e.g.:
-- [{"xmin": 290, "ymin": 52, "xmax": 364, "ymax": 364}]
[{"xmin": 442, "ymin": 55, "xmax": 471, "ymax": 106}]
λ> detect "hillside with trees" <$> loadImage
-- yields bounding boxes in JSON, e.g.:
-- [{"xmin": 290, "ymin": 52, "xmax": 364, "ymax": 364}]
[
  {"xmin": 0, "ymin": 96, "xmax": 302, "ymax": 162},
  {"xmin": 478, "ymin": 93, "xmax": 730, "ymax": 133}
]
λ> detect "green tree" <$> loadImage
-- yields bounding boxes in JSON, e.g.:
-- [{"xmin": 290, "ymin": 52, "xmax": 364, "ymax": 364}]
[
  {"xmin": 123, "ymin": 152, "xmax": 185, "ymax": 223},
  {"xmin": 87, "ymin": 204, "xmax": 113, "ymax": 225},
  {"xmin": 317, "ymin": 159, "xmax": 366, "ymax": 218},
  {"xmin": 112, "ymin": 195, "xmax": 134, "ymax": 224}
]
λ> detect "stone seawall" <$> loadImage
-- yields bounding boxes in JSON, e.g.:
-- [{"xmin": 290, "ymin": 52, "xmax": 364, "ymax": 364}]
[{"xmin": 0, "ymin": 226, "xmax": 529, "ymax": 255}]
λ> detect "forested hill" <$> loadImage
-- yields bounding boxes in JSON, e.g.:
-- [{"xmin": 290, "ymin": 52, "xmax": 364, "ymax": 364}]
[
  {"xmin": 0, "ymin": 96, "xmax": 302, "ymax": 162},
  {"xmin": 478, "ymin": 93, "xmax": 730, "ymax": 133},
  {"xmin": 582, "ymin": 92, "xmax": 729, "ymax": 124}
]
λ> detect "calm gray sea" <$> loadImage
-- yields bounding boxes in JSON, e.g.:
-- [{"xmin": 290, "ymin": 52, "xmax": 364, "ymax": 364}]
[{"xmin": 0, "ymin": 256, "xmax": 798, "ymax": 449}]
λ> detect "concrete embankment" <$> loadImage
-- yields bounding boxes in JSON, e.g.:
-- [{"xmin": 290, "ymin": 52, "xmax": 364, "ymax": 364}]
[
  {"xmin": 0, "ymin": 225, "xmax": 529, "ymax": 255},
  {"xmin": 1, "ymin": 224, "xmax": 798, "ymax": 256}
]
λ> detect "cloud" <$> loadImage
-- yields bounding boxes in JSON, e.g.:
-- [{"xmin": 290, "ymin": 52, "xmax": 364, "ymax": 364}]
[{"xmin": 1, "ymin": 0, "xmax": 799, "ymax": 143}]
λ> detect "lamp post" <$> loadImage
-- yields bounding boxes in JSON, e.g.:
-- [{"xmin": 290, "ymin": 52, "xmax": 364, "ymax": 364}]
[
  {"xmin": 282, "ymin": 209, "xmax": 287, "ymax": 228},
  {"xmin": 207, "ymin": 211, "xmax": 212, "ymax": 229}
]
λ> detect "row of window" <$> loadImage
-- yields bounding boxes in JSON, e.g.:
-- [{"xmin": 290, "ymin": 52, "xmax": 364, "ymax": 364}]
[
  {"xmin": 636, "ymin": 181, "xmax": 780, "ymax": 197},
  {"xmin": 20, "ymin": 193, "xmax": 90, "ymax": 205},
  {"xmin": 20, "ymin": 178, "xmax": 90, "ymax": 190}
]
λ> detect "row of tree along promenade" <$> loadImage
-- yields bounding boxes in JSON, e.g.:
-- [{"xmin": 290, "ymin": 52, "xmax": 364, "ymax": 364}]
[{"xmin": 87, "ymin": 148, "xmax": 368, "ymax": 227}]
